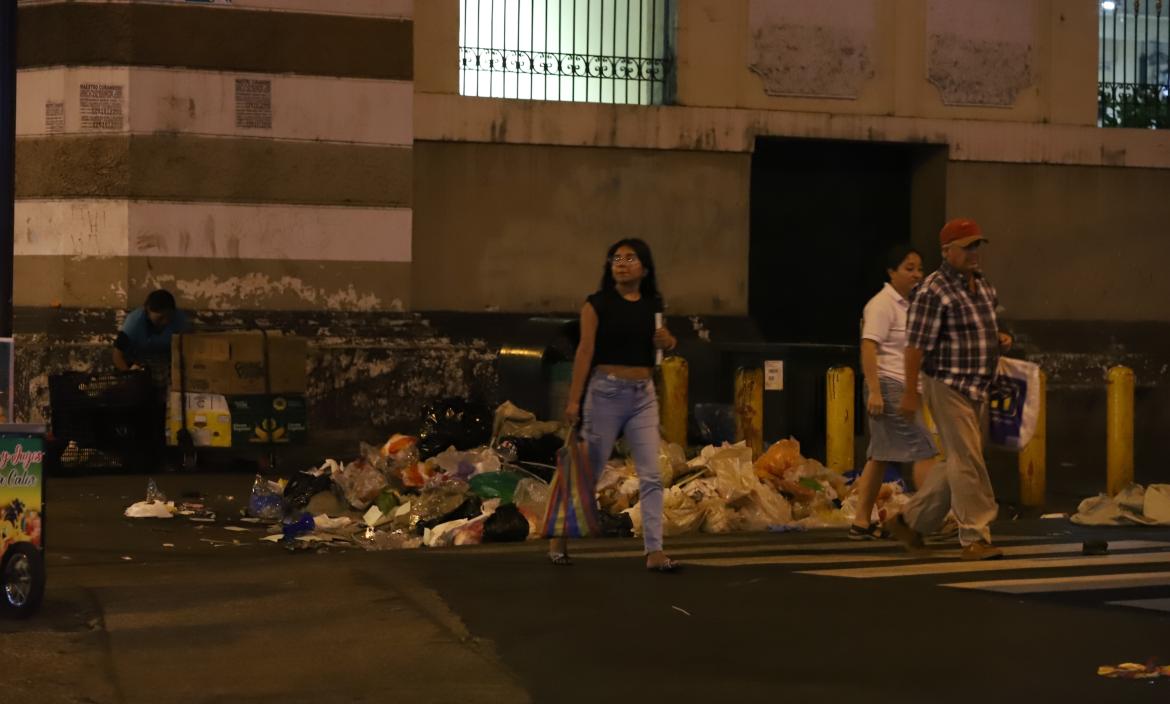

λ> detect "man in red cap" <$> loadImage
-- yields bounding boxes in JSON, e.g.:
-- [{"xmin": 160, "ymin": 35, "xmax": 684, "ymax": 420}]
[{"xmin": 884, "ymin": 217, "xmax": 1012, "ymax": 560}]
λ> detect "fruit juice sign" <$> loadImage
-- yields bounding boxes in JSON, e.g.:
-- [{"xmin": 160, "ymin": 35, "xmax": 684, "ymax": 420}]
[{"xmin": 0, "ymin": 437, "xmax": 44, "ymax": 550}]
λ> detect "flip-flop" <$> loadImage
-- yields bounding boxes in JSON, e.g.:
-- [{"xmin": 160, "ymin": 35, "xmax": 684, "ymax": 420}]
[
  {"xmin": 548, "ymin": 552, "xmax": 573, "ymax": 566},
  {"xmin": 646, "ymin": 557, "xmax": 682, "ymax": 573}
]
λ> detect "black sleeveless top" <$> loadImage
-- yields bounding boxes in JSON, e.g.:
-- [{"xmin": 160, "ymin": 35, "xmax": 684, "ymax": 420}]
[{"xmin": 586, "ymin": 288, "xmax": 662, "ymax": 367}]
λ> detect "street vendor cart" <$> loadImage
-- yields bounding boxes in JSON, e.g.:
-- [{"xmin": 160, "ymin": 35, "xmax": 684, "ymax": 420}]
[{"xmin": 0, "ymin": 424, "xmax": 46, "ymax": 618}]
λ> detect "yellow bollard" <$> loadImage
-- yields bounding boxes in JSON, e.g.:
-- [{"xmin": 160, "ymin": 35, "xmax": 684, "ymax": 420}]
[
  {"xmin": 1018, "ymin": 370, "xmax": 1047, "ymax": 508},
  {"xmin": 1107, "ymin": 366, "xmax": 1135, "ymax": 497},
  {"xmin": 826, "ymin": 366, "xmax": 855, "ymax": 472},
  {"xmin": 657, "ymin": 356, "xmax": 689, "ymax": 448},
  {"xmin": 734, "ymin": 367, "xmax": 764, "ymax": 459}
]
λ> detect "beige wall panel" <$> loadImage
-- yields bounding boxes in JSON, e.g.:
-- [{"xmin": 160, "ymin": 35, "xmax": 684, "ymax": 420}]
[
  {"xmin": 679, "ymin": 0, "xmax": 1094, "ymax": 125},
  {"xmin": 14, "ymin": 199, "xmax": 130, "ymax": 258},
  {"xmin": 17, "ymin": 67, "xmax": 412, "ymax": 146},
  {"xmin": 413, "ymin": 141, "xmax": 749, "ymax": 314},
  {"xmin": 14, "ymin": 255, "xmax": 131, "ymax": 308},
  {"xmin": 16, "ymin": 66, "xmax": 130, "ymax": 135},
  {"xmin": 413, "ymin": 0, "xmax": 459, "ymax": 95},
  {"xmin": 128, "ymin": 257, "xmax": 412, "ymax": 311},
  {"xmin": 949, "ymin": 162, "xmax": 1170, "ymax": 322},
  {"xmin": 16, "ymin": 135, "xmax": 413, "ymax": 207},
  {"xmin": 417, "ymin": 94, "xmax": 1170, "ymax": 169},
  {"xmin": 15, "ymin": 199, "xmax": 411, "ymax": 263}
]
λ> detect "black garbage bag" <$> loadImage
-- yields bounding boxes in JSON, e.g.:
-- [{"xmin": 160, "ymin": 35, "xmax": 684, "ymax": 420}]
[
  {"xmin": 417, "ymin": 397, "xmax": 493, "ymax": 460},
  {"xmin": 483, "ymin": 504, "xmax": 530, "ymax": 543},
  {"xmin": 283, "ymin": 472, "xmax": 333, "ymax": 513},
  {"xmin": 598, "ymin": 510, "xmax": 634, "ymax": 538},
  {"xmin": 415, "ymin": 495, "xmax": 483, "ymax": 534}
]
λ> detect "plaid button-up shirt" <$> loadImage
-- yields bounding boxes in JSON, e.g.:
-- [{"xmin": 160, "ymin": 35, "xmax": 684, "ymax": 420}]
[{"xmin": 906, "ymin": 261, "xmax": 1000, "ymax": 400}]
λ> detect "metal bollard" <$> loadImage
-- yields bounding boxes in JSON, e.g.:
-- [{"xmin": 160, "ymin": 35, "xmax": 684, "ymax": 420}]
[
  {"xmin": 734, "ymin": 367, "xmax": 764, "ymax": 459},
  {"xmin": 1107, "ymin": 366, "xmax": 1135, "ymax": 497},
  {"xmin": 826, "ymin": 366, "xmax": 855, "ymax": 472},
  {"xmin": 1018, "ymin": 370, "xmax": 1047, "ymax": 508},
  {"xmin": 657, "ymin": 356, "xmax": 689, "ymax": 448}
]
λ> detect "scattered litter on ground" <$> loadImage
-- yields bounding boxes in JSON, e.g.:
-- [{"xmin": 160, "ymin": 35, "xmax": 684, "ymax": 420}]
[
  {"xmin": 1072, "ymin": 484, "xmax": 1170, "ymax": 526},
  {"xmin": 1098, "ymin": 661, "xmax": 1170, "ymax": 679},
  {"xmin": 119, "ymin": 399, "xmax": 956, "ymax": 556},
  {"xmin": 125, "ymin": 501, "xmax": 175, "ymax": 519}
]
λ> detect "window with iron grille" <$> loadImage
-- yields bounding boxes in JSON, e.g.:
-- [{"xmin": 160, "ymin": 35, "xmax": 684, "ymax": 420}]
[
  {"xmin": 1099, "ymin": 0, "xmax": 1169, "ymax": 128},
  {"xmin": 459, "ymin": 0, "xmax": 675, "ymax": 105}
]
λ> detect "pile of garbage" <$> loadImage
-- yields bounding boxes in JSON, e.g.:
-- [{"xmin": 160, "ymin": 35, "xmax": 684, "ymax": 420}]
[
  {"xmin": 1071, "ymin": 483, "xmax": 1170, "ymax": 526},
  {"xmin": 123, "ymin": 397, "xmax": 914, "ymax": 548}
]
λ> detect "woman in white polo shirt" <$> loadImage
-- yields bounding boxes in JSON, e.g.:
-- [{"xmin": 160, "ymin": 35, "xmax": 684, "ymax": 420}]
[{"xmin": 850, "ymin": 244, "xmax": 938, "ymax": 540}]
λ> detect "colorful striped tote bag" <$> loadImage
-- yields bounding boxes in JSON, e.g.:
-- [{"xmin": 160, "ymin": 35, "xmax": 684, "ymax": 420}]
[{"xmin": 540, "ymin": 433, "xmax": 602, "ymax": 538}]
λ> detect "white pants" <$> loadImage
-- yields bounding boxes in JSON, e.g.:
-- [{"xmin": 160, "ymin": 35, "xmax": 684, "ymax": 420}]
[{"xmin": 902, "ymin": 376, "xmax": 999, "ymax": 546}]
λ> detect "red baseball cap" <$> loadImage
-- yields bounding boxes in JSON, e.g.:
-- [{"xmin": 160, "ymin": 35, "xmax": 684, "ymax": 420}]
[{"xmin": 940, "ymin": 218, "xmax": 986, "ymax": 248}]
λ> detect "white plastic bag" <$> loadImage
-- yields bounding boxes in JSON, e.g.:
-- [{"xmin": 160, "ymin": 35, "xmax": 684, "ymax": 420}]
[{"xmin": 988, "ymin": 358, "xmax": 1042, "ymax": 449}]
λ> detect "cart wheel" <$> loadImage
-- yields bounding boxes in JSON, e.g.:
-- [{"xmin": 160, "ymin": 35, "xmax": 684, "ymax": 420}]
[
  {"xmin": 1, "ymin": 543, "xmax": 45, "ymax": 619},
  {"xmin": 181, "ymin": 449, "xmax": 199, "ymax": 471}
]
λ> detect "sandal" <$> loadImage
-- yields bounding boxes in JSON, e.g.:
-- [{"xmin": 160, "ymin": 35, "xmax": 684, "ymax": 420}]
[
  {"xmin": 848, "ymin": 522, "xmax": 889, "ymax": 540},
  {"xmin": 548, "ymin": 552, "xmax": 573, "ymax": 566},
  {"xmin": 646, "ymin": 557, "xmax": 682, "ymax": 573}
]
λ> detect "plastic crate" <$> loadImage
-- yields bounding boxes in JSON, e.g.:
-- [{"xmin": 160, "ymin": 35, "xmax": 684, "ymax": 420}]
[{"xmin": 49, "ymin": 371, "xmax": 159, "ymax": 453}]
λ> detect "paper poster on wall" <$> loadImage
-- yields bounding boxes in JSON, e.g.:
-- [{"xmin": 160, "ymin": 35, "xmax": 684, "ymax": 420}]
[
  {"xmin": 45, "ymin": 101, "xmax": 65, "ymax": 133},
  {"xmin": 764, "ymin": 360, "xmax": 784, "ymax": 391},
  {"xmin": 80, "ymin": 83, "xmax": 124, "ymax": 130},
  {"xmin": 235, "ymin": 78, "xmax": 272, "ymax": 129}
]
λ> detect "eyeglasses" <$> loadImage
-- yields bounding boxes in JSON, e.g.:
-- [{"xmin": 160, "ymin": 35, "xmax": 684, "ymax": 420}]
[{"xmin": 609, "ymin": 254, "xmax": 640, "ymax": 265}]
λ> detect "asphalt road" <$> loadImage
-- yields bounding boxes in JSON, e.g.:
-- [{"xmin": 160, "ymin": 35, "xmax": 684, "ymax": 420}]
[{"xmin": 6, "ymin": 473, "xmax": 1170, "ymax": 703}]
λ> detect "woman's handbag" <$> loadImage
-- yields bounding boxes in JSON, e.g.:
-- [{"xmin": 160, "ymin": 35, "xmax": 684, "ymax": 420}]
[{"xmin": 540, "ymin": 432, "xmax": 603, "ymax": 538}]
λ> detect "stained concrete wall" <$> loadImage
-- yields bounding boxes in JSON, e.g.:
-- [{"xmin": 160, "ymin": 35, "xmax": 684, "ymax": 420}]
[
  {"xmin": 951, "ymin": 162, "xmax": 1170, "ymax": 322},
  {"xmin": 420, "ymin": 0, "xmax": 1098, "ymax": 126},
  {"xmin": 412, "ymin": 141, "xmax": 750, "ymax": 314}
]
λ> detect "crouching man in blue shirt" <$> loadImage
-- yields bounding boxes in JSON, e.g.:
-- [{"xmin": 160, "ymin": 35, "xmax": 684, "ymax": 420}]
[{"xmin": 113, "ymin": 289, "xmax": 191, "ymax": 376}]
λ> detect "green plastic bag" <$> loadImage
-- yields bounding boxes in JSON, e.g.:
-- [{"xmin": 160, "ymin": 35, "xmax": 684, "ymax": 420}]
[{"xmin": 469, "ymin": 471, "xmax": 523, "ymax": 504}]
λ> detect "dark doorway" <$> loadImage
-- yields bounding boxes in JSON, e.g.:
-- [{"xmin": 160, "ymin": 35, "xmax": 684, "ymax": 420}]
[{"xmin": 749, "ymin": 138, "xmax": 948, "ymax": 344}]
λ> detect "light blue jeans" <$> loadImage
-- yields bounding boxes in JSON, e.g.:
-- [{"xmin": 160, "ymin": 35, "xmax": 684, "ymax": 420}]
[{"xmin": 582, "ymin": 373, "xmax": 664, "ymax": 554}]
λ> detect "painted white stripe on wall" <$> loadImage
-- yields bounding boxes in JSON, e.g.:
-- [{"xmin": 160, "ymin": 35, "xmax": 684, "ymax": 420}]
[
  {"xmin": 15, "ymin": 199, "xmax": 412, "ymax": 262},
  {"xmin": 17, "ymin": 67, "xmax": 413, "ymax": 146},
  {"xmin": 18, "ymin": 0, "xmax": 413, "ymax": 20}
]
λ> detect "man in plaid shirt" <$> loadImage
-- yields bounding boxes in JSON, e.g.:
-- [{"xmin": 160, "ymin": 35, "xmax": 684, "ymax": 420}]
[{"xmin": 884, "ymin": 218, "xmax": 1012, "ymax": 561}]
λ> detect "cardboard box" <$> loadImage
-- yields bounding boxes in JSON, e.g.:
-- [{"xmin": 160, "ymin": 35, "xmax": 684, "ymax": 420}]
[
  {"xmin": 172, "ymin": 333, "xmax": 306, "ymax": 395},
  {"xmin": 167, "ymin": 392, "xmax": 307, "ymax": 447},
  {"xmin": 167, "ymin": 392, "xmax": 232, "ymax": 448}
]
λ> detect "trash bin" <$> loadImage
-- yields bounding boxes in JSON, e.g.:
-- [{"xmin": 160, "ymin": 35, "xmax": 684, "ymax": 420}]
[{"xmin": 0, "ymin": 424, "xmax": 47, "ymax": 618}]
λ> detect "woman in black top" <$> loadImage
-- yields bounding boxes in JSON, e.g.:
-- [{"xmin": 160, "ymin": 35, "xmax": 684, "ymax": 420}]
[{"xmin": 552, "ymin": 238, "xmax": 680, "ymax": 572}]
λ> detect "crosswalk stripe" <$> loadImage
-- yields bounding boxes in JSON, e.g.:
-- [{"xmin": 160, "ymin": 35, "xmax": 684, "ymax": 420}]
[
  {"xmin": 1106, "ymin": 598, "xmax": 1170, "ymax": 613},
  {"xmin": 799, "ymin": 551, "xmax": 1170, "ymax": 579},
  {"xmin": 575, "ymin": 539, "xmax": 908, "ymax": 560},
  {"xmin": 682, "ymin": 540, "xmax": 1170, "ymax": 568},
  {"xmin": 943, "ymin": 571, "xmax": 1170, "ymax": 593}
]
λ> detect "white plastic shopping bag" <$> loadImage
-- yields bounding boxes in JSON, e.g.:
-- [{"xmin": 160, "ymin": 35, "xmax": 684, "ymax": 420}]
[{"xmin": 988, "ymin": 358, "xmax": 1042, "ymax": 450}]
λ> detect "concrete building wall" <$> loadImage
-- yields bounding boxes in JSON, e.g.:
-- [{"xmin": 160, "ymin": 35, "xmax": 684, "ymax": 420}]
[
  {"xmin": 14, "ymin": 0, "xmax": 414, "ymax": 311},
  {"xmin": 412, "ymin": 141, "xmax": 749, "ymax": 314}
]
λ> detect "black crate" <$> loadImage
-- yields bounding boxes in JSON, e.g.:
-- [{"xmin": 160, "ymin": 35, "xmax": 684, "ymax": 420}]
[{"xmin": 49, "ymin": 371, "xmax": 158, "ymax": 451}]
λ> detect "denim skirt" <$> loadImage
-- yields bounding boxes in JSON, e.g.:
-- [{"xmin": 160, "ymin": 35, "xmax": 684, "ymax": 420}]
[{"xmin": 865, "ymin": 377, "xmax": 938, "ymax": 462}]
